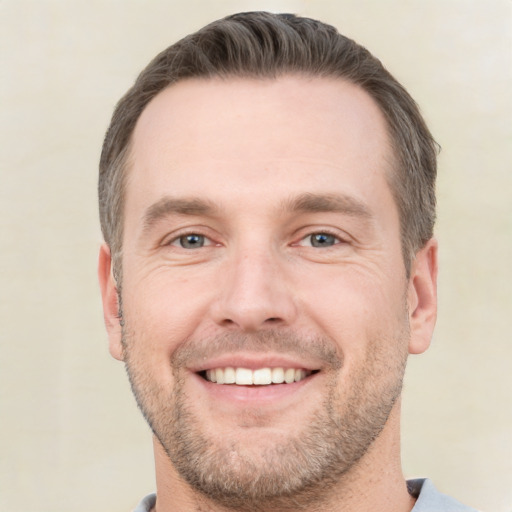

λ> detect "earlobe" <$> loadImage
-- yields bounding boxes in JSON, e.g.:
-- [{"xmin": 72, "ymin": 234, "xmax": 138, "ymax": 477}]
[
  {"xmin": 407, "ymin": 238, "xmax": 438, "ymax": 355},
  {"xmin": 98, "ymin": 244, "xmax": 124, "ymax": 361}
]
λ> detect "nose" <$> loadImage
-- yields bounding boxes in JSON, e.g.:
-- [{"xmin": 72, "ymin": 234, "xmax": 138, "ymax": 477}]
[{"xmin": 212, "ymin": 247, "xmax": 297, "ymax": 332}]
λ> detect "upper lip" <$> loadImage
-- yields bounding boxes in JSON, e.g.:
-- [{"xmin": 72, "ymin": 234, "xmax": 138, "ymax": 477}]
[{"xmin": 189, "ymin": 353, "xmax": 324, "ymax": 373}]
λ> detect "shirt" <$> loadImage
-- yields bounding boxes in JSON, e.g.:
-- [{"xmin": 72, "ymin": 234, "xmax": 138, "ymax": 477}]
[{"xmin": 133, "ymin": 478, "xmax": 478, "ymax": 511}]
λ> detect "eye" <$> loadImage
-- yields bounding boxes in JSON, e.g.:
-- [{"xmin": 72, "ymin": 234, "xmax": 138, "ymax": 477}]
[
  {"xmin": 301, "ymin": 232, "xmax": 340, "ymax": 248},
  {"xmin": 310, "ymin": 233, "xmax": 337, "ymax": 247},
  {"xmin": 171, "ymin": 234, "xmax": 210, "ymax": 249}
]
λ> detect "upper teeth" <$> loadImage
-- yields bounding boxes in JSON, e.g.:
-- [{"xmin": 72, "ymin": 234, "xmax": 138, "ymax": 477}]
[{"xmin": 205, "ymin": 367, "xmax": 311, "ymax": 385}]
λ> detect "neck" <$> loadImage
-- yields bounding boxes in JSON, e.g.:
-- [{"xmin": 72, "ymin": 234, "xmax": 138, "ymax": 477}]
[{"xmin": 151, "ymin": 401, "xmax": 415, "ymax": 512}]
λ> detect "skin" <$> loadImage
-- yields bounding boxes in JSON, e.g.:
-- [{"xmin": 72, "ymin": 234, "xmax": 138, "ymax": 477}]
[{"xmin": 98, "ymin": 76, "xmax": 438, "ymax": 512}]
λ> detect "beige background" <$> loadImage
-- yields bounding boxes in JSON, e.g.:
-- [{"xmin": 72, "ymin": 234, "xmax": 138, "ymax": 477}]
[{"xmin": 1, "ymin": 1, "xmax": 511, "ymax": 511}]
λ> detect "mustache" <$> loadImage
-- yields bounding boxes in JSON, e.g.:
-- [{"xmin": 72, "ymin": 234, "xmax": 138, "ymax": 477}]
[{"xmin": 171, "ymin": 329, "xmax": 343, "ymax": 370}]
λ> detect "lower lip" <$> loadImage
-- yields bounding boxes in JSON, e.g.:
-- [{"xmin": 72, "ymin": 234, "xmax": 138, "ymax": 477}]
[{"xmin": 191, "ymin": 371, "xmax": 319, "ymax": 404}]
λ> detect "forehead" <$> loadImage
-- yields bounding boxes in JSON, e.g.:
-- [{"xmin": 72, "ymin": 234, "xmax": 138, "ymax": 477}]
[
  {"xmin": 127, "ymin": 75, "xmax": 394, "ymax": 219},
  {"xmin": 132, "ymin": 75, "xmax": 391, "ymax": 161}
]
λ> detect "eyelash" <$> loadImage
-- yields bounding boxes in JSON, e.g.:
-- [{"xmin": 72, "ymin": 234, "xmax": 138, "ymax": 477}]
[
  {"xmin": 165, "ymin": 229, "xmax": 346, "ymax": 250},
  {"xmin": 296, "ymin": 229, "xmax": 346, "ymax": 248},
  {"xmin": 167, "ymin": 232, "xmax": 214, "ymax": 249}
]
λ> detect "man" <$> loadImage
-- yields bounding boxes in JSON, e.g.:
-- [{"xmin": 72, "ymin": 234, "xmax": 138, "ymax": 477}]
[{"xmin": 98, "ymin": 12, "xmax": 477, "ymax": 512}]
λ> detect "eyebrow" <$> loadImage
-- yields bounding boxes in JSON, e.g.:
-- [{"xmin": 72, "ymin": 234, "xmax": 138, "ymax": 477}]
[
  {"xmin": 282, "ymin": 192, "xmax": 373, "ymax": 219},
  {"xmin": 142, "ymin": 197, "xmax": 219, "ymax": 233},
  {"xmin": 141, "ymin": 192, "xmax": 373, "ymax": 234}
]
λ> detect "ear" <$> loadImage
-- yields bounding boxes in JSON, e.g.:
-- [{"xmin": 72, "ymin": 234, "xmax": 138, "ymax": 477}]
[
  {"xmin": 98, "ymin": 244, "xmax": 124, "ymax": 361},
  {"xmin": 407, "ymin": 238, "xmax": 438, "ymax": 355}
]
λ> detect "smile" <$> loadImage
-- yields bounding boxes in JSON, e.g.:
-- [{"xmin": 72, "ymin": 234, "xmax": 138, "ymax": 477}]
[{"xmin": 202, "ymin": 367, "xmax": 317, "ymax": 385}]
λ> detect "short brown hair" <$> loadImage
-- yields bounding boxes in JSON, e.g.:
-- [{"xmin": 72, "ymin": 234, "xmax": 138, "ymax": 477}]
[{"xmin": 99, "ymin": 11, "xmax": 437, "ymax": 278}]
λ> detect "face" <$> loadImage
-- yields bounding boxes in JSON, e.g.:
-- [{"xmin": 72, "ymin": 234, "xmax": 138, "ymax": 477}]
[{"xmin": 99, "ymin": 76, "xmax": 437, "ymax": 507}]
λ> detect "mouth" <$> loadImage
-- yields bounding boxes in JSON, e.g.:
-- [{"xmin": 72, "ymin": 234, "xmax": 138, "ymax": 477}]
[{"xmin": 199, "ymin": 367, "xmax": 320, "ymax": 385}]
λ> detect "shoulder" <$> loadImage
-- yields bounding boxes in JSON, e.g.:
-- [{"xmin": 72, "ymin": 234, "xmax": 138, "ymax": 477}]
[
  {"xmin": 133, "ymin": 493, "xmax": 156, "ymax": 512},
  {"xmin": 408, "ymin": 479, "xmax": 479, "ymax": 512}
]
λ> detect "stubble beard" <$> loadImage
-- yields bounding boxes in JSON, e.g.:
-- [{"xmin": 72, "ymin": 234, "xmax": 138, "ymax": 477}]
[{"xmin": 121, "ymin": 325, "xmax": 409, "ymax": 511}]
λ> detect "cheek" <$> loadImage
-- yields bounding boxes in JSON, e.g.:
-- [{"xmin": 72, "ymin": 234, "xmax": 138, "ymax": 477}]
[
  {"xmin": 296, "ymin": 266, "xmax": 407, "ymax": 361},
  {"xmin": 120, "ymin": 268, "xmax": 215, "ymax": 363}
]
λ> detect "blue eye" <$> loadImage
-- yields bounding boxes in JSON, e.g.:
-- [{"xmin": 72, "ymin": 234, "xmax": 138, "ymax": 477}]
[
  {"xmin": 177, "ymin": 234, "xmax": 205, "ymax": 249},
  {"xmin": 309, "ymin": 233, "xmax": 337, "ymax": 247}
]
